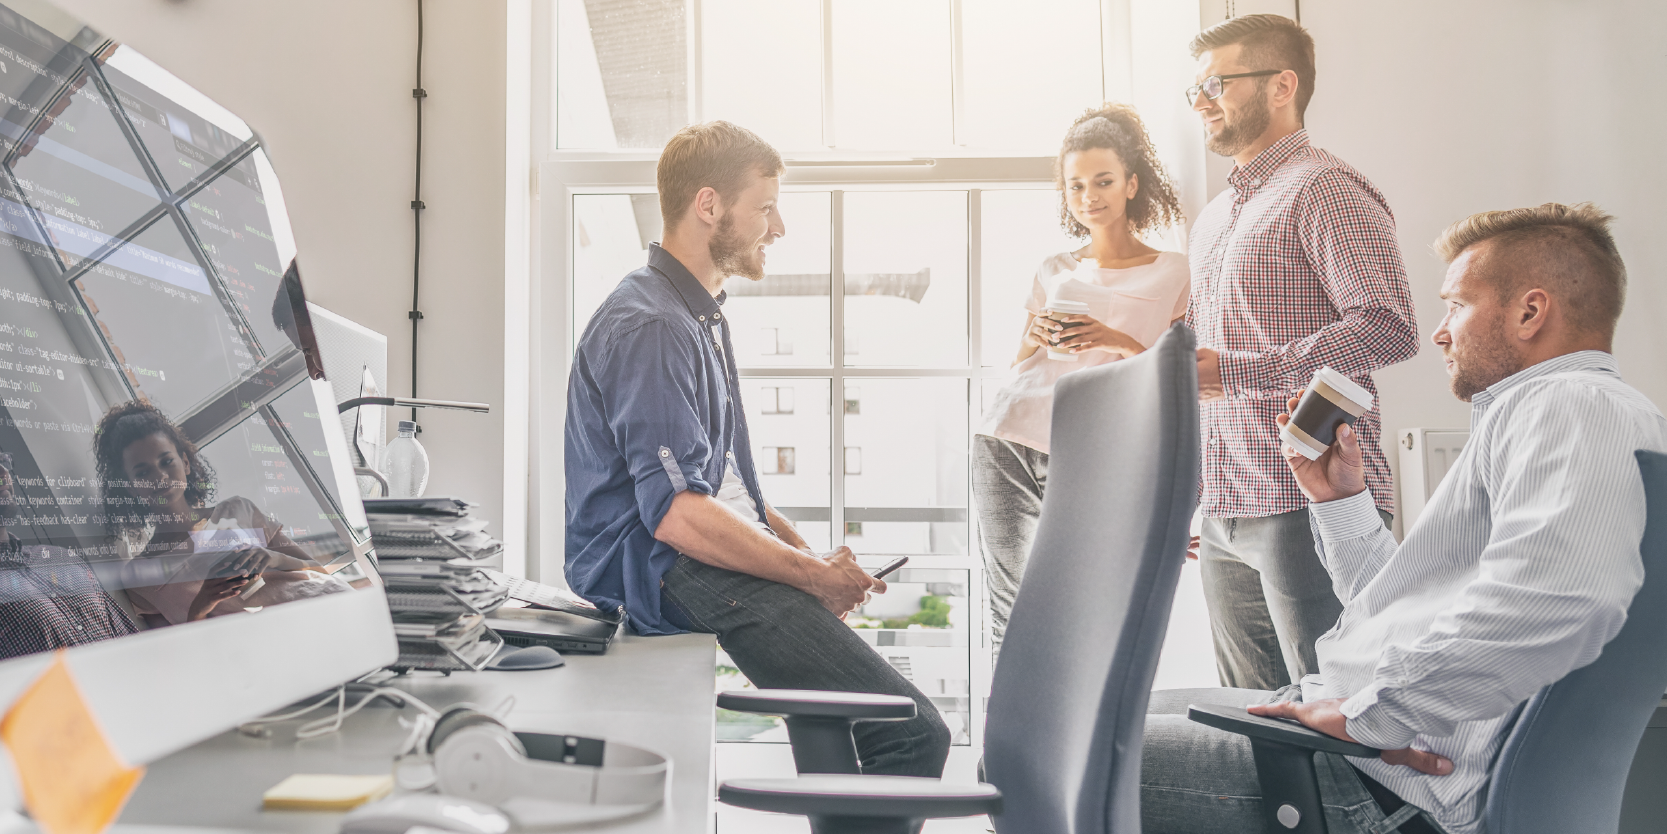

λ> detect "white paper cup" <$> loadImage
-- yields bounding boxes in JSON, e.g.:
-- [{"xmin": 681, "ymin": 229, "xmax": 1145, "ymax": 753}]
[
  {"xmin": 1279, "ymin": 367, "xmax": 1374, "ymax": 460},
  {"xmin": 1043, "ymin": 298, "xmax": 1091, "ymax": 361}
]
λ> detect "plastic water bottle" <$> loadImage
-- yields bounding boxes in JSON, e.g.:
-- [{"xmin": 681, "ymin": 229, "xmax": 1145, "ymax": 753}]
[{"xmin": 384, "ymin": 420, "xmax": 430, "ymax": 498}]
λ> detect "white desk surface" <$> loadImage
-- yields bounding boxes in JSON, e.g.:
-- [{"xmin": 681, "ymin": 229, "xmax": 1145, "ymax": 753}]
[{"xmin": 116, "ymin": 632, "xmax": 719, "ymax": 834}]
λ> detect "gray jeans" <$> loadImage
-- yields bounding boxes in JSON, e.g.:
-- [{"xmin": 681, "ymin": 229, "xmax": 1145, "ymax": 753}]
[
  {"xmin": 660, "ymin": 555, "xmax": 951, "ymax": 776},
  {"xmin": 970, "ymin": 435, "xmax": 1048, "ymax": 657},
  {"xmin": 1142, "ymin": 687, "xmax": 1444, "ymax": 833},
  {"xmin": 1199, "ymin": 509, "xmax": 1391, "ymax": 690}
]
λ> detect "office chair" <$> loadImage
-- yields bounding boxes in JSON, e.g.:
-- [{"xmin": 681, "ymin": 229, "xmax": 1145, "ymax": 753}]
[
  {"xmin": 717, "ymin": 323, "xmax": 1201, "ymax": 833},
  {"xmin": 1188, "ymin": 448, "xmax": 1667, "ymax": 834}
]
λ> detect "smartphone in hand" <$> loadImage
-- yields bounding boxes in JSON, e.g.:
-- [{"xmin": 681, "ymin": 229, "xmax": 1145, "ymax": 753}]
[{"xmin": 871, "ymin": 556, "xmax": 908, "ymax": 580}]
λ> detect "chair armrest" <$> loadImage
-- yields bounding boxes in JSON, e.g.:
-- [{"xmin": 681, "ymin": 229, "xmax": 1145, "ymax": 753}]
[
  {"xmin": 718, "ymin": 689, "xmax": 915, "ymax": 721},
  {"xmin": 1187, "ymin": 704, "xmax": 1382, "ymax": 758},
  {"xmin": 719, "ymin": 690, "xmax": 917, "ymax": 775}
]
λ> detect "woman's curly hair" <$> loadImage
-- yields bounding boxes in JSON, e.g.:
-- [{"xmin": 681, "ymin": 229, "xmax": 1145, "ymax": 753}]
[
  {"xmin": 1055, "ymin": 102, "xmax": 1185, "ymax": 239},
  {"xmin": 94, "ymin": 400, "xmax": 215, "ymax": 532}
]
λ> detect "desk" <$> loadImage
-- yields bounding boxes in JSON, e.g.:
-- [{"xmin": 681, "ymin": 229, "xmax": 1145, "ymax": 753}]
[{"xmin": 117, "ymin": 633, "xmax": 719, "ymax": 834}]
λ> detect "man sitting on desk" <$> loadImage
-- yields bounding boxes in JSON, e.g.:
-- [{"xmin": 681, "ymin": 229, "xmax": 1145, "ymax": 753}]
[
  {"xmin": 1140, "ymin": 202, "xmax": 1667, "ymax": 834},
  {"xmin": 564, "ymin": 121, "xmax": 950, "ymax": 776}
]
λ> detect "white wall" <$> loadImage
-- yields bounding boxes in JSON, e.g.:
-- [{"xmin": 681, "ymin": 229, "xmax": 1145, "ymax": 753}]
[
  {"xmin": 52, "ymin": 0, "xmax": 522, "ymax": 567},
  {"xmin": 1298, "ymin": 0, "xmax": 1667, "ymax": 526}
]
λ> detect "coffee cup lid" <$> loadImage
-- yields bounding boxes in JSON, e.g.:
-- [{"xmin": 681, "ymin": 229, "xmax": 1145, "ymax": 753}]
[
  {"xmin": 1045, "ymin": 298, "xmax": 1091, "ymax": 313},
  {"xmin": 1314, "ymin": 367, "xmax": 1373, "ymax": 410}
]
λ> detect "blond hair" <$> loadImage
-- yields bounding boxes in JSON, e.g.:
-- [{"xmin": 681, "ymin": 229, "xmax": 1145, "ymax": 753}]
[
  {"xmin": 1435, "ymin": 202, "xmax": 1626, "ymax": 335},
  {"xmin": 656, "ymin": 121, "xmax": 784, "ymax": 233}
]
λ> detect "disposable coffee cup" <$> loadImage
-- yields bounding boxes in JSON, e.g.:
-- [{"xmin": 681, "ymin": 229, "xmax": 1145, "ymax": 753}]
[
  {"xmin": 1043, "ymin": 298, "xmax": 1092, "ymax": 361},
  {"xmin": 1280, "ymin": 367, "xmax": 1374, "ymax": 460}
]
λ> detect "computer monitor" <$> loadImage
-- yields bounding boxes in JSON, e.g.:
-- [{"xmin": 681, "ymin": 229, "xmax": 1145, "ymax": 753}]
[{"xmin": 0, "ymin": 0, "xmax": 396, "ymax": 793}]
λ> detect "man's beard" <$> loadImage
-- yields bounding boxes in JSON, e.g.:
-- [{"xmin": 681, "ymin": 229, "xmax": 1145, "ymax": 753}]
[
  {"xmin": 709, "ymin": 214, "xmax": 765, "ymax": 281},
  {"xmin": 1205, "ymin": 90, "xmax": 1272, "ymax": 157},
  {"xmin": 1447, "ymin": 319, "xmax": 1523, "ymax": 402}
]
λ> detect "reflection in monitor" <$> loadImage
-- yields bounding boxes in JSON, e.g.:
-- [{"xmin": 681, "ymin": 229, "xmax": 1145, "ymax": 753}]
[{"xmin": 0, "ymin": 0, "xmax": 395, "ymax": 779}]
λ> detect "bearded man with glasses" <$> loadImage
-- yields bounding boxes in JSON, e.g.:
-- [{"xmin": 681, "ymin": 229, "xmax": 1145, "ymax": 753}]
[{"xmin": 1182, "ymin": 14, "xmax": 1419, "ymax": 693}]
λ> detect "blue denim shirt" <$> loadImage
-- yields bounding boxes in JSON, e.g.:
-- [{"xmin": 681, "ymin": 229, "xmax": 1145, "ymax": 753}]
[{"xmin": 565, "ymin": 244, "xmax": 766, "ymax": 635}]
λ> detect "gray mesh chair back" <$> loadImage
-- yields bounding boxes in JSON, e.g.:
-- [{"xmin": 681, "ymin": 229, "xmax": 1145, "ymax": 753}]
[
  {"xmin": 1481, "ymin": 449, "xmax": 1667, "ymax": 834},
  {"xmin": 984, "ymin": 323, "xmax": 1199, "ymax": 834}
]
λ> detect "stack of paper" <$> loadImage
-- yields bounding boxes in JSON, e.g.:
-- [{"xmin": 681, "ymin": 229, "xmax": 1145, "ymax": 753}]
[{"xmin": 364, "ymin": 497, "xmax": 507, "ymax": 672}]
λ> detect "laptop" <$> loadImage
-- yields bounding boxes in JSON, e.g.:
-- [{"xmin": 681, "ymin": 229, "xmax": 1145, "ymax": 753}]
[{"xmin": 484, "ymin": 606, "xmax": 621, "ymax": 654}]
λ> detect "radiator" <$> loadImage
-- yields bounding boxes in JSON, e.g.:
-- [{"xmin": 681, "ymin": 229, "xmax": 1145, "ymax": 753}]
[{"xmin": 1396, "ymin": 428, "xmax": 1469, "ymax": 531}]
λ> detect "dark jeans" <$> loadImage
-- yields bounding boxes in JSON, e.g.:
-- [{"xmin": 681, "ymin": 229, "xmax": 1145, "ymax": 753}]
[
  {"xmin": 1198, "ymin": 509, "xmax": 1392, "ymax": 690},
  {"xmin": 1142, "ymin": 687, "xmax": 1445, "ymax": 833},
  {"xmin": 660, "ymin": 555, "xmax": 951, "ymax": 777}
]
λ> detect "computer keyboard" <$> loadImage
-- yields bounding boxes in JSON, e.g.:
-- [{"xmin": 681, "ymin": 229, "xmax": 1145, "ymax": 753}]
[{"xmin": 484, "ymin": 569, "xmax": 623, "ymax": 624}]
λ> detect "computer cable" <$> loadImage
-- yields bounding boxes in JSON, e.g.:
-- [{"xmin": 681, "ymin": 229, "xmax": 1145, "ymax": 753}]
[{"xmin": 234, "ymin": 681, "xmax": 440, "ymax": 740}]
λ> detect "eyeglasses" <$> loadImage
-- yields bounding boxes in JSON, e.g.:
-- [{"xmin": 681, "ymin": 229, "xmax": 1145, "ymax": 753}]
[{"xmin": 1184, "ymin": 70, "xmax": 1284, "ymax": 106}]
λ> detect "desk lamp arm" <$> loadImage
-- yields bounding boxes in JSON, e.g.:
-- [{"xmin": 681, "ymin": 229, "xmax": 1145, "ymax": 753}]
[{"xmin": 337, "ymin": 397, "xmax": 491, "ymax": 414}]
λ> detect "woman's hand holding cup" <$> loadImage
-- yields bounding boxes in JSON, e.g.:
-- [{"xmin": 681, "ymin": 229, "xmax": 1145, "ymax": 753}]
[
  {"xmin": 1049, "ymin": 314, "xmax": 1143, "ymax": 358},
  {"xmin": 1276, "ymin": 396, "xmax": 1367, "ymax": 504}
]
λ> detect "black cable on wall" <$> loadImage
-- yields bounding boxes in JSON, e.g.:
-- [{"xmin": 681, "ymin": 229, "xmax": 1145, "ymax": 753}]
[{"xmin": 409, "ymin": 0, "xmax": 427, "ymax": 425}]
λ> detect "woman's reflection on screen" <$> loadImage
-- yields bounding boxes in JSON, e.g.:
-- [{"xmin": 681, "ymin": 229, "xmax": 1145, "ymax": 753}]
[
  {"xmin": 95, "ymin": 402, "xmax": 348, "ymax": 626},
  {"xmin": 0, "ymin": 449, "xmax": 139, "ymax": 660}
]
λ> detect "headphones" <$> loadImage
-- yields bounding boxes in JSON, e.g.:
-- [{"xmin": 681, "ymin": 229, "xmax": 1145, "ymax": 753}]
[{"xmin": 426, "ymin": 704, "xmax": 668, "ymax": 826}]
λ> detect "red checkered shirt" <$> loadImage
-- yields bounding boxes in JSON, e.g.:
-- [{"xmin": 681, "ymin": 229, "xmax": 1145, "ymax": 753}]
[{"xmin": 1187, "ymin": 130, "xmax": 1417, "ymax": 518}]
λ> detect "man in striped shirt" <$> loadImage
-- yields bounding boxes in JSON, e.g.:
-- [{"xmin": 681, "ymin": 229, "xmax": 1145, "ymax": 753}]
[
  {"xmin": 1185, "ymin": 14, "xmax": 1418, "ymax": 691},
  {"xmin": 1143, "ymin": 203, "xmax": 1662, "ymax": 834}
]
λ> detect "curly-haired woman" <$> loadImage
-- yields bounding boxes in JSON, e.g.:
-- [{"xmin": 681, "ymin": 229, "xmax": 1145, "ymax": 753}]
[
  {"xmin": 96, "ymin": 401, "xmax": 345, "ymax": 625},
  {"xmin": 975, "ymin": 103, "xmax": 1189, "ymax": 655}
]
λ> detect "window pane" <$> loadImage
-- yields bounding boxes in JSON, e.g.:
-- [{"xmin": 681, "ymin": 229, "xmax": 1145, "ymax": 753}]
[
  {"xmin": 102, "ymin": 51, "xmax": 254, "ymax": 194},
  {"xmin": 701, "ymin": 0, "xmax": 822, "ymax": 150},
  {"xmin": 571, "ymin": 193, "xmax": 653, "ymax": 341},
  {"xmin": 980, "ymin": 189, "xmax": 1080, "ymax": 367},
  {"xmin": 742, "ymin": 377, "xmax": 829, "ymax": 546},
  {"xmin": 851, "ymin": 566, "xmax": 971, "ymax": 744},
  {"xmin": 830, "ymin": 0, "xmax": 952, "ymax": 149},
  {"xmin": 960, "ymin": 0, "xmax": 1103, "ymax": 150},
  {"xmin": 73, "ymin": 215, "xmax": 255, "ymax": 417},
  {"xmin": 843, "ymin": 191, "xmax": 967, "ymax": 368},
  {"xmin": 843, "ymin": 378, "xmax": 966, "ymax": 555},
  {"xmin": 556, "ymin": 0, "xmax": 686, "ymax": 149},
  {"xmin": 181, "ymin": 150, "xmax": 295, "ymax": 360},
  {"xmin": 7, "ymin": 63, "xmax": 166, "ymax": 262},
  {"xmin": 725, "ymin": 191, "xmax": 830, "ymax": 366}
]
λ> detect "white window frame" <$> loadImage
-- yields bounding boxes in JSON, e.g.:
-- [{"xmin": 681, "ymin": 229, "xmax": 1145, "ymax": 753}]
[{"xmin": 536, "ymin": 152, "xmax": 1056, "ymax": 764}]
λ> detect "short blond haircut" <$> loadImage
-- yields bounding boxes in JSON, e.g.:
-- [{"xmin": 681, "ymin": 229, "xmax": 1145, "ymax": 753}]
[
  {"xmin": 1435, "ymin": 202, "xmax": 1626, "ymax": 336},
  {"xmin": 656, "ymin": 121, "xmax": 784, "ymax": 233}
]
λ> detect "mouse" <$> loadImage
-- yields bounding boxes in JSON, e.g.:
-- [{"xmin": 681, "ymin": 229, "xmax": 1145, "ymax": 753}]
[
  {"xmin": 486, "ymin": 645, "xmax": 564, "ymax": 671},
  {"xmin": 339, "ymin": 794, "xmax": 510, "ymax": 834}
]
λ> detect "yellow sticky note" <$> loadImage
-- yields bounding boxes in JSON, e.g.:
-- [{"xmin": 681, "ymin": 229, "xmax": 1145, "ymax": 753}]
[
  {"xmin": 0, "ymin": 652, "xmax": 144, "ymax": 834},
  {"xmin": 262, "ymin": 773, "xmax": 394, "ymax": 810}
]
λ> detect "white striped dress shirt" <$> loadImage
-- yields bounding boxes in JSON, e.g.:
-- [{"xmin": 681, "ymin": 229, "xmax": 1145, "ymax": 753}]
[{"xmin": 1306, "ymin": 350, "xmax": 1667, "ymax": 834}]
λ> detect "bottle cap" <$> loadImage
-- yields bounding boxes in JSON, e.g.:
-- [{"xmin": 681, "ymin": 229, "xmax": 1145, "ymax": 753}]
[{"xmin": 397, "ymin": 420, "xmax": 419, "ymax": 433}]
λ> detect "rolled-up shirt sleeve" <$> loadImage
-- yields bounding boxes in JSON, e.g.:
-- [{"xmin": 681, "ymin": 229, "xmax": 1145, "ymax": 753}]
[{"xmin": 597, "ymin": 318, "xmax": 717, "ymax": 536}]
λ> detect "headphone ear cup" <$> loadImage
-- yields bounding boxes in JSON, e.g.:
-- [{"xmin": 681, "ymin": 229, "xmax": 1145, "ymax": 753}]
[
  {"xmin": 433, "ymin": 723, "xmax": 528, "ymax": 805},
  {"xmin": 428, "ymin": 705, "xmax": 511, "ymax": 755}
]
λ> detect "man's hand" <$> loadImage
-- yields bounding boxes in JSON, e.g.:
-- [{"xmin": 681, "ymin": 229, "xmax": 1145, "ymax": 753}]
[
  {"xmin": 803, "ymin": 547, "xmax": 886, "ymax": 618},
  {"xmin": 1276, "ymin": 396, "xmax": 1367, "ymax": 504},
  {"xmin": 1248, "ymin": 699, "xmax": 1454, "ymax": 776},
  {"xmin": 1197, "ymin": 348, "xmax": 1225, "ymax": 402}
]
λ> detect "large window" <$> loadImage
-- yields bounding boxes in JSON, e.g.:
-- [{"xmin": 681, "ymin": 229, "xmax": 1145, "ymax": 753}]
[
  {"xmin": 542, "ymin": 0, "xmax": 1216, "ymax": 798},
  {"xmin": 561, "ymin": 172, "xmax": 1075, "ymax": 756},
  {"xmin": 555, "ymin": 0, "xmax": 1108, "ymax": 152}
]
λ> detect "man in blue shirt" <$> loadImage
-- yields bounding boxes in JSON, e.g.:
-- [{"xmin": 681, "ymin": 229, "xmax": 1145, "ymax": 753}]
[{"xmin": 565, "ymin": 121, "xmax": 950, "ymax": 776}]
